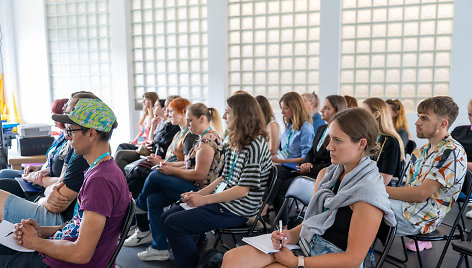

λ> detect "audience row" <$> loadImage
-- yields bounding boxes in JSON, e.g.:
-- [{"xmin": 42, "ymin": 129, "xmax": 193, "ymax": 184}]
[{"xmin": 0, "ymin": 91, "xmax": 471, "ymax": 268}]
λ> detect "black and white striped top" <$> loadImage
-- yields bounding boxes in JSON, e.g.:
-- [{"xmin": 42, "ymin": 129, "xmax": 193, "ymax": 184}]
[{"xmin": 220, "ymin": 135, "xmax": 272, "ymax": 217}]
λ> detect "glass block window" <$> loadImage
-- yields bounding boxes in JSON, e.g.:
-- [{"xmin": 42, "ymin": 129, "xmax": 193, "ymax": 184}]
[
  {"xmin": 228, "ymin": 0, "xmax": 321, "ymax": 105},
  {"xmin": 340, "ymin": 0, "xmax": 454, "ymax": 112},
  {"xmin": 131, "ymin": 0, "xmax": 208, "ymax": 105},
  {"xmin": 45, "ymin": 0, "xmax": 113, "ymax": 102}
]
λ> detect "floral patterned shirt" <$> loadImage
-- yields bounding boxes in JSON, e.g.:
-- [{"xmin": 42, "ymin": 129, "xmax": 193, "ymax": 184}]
[
  {"xmin": 402, "ymin": 134, "xmax": 467, "ymax": 234},
  {"xmin": 185, "ymin": 129, "xmax": 225, "ymax": 189}
]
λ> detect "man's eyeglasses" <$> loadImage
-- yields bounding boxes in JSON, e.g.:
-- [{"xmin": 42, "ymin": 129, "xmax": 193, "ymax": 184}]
[{"xmin": 65, "ymin": 128, "xmax": 84, "ymax": 136}]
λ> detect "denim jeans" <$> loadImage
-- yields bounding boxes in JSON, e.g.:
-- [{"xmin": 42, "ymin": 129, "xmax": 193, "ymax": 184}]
[
  {"xmin": 135, "ymin": 170, "xmax": 198, "ymax": 250},
  {"xmin": 162, "ymin": 203, "xmax": 247, "ymax": 268},
  {"xmin": 300, "ymin": 235, "xmax": 362, "ymax": 268},
  {"xmin": 0, "ymin": 169, "xmax": 22, "ymax": 179}
]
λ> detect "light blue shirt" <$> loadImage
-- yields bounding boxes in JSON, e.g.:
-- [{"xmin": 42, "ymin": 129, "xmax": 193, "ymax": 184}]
[
  {"xmin": 312, "ymin": 113, "xmax": 326, "ymax": 134},
  {"xmin": 279, "ymin": 121, "xmax": 315, "ymax": 159}
]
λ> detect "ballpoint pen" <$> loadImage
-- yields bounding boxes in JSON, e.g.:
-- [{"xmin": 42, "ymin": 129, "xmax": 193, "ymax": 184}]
[
  {"xmin": 279, "ymin": 220, "xmax": 283, "ymax": 249},
  {"xmin": 5, "ymin": 224, "xmax": 24, "ymax": 237},
  {"xmin": 175, "ymin": 191, "xmax": 193, "ymax": 204}
]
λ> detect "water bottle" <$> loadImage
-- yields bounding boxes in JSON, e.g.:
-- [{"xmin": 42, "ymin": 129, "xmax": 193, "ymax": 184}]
[{"xmin": 363, "ymin": 248, "xmax": 376, "ymax": 268}]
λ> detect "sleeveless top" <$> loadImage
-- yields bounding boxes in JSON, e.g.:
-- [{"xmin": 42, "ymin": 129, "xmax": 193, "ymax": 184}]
[{"xmin": 185, "ymin": 129, "xmax": 225, "ymax": 189}]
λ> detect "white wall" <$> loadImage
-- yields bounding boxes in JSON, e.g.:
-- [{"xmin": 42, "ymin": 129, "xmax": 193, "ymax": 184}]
[
  {"xmin": 207, "ymin": 0, "xmax": 229, "ymax": 119},
  {"xmin": 109, "ymin": 0, "xmax": 136, "ymax": 150},
  {"xmin": 449, "ymin": 0, "xmax": 472, "ymax": 129},
  {"xmin": 2, "ymin": 0, "xmax": 471, "ymax": 151},
  {"xmin": 1, "ymin": 0, "xmax": 51, "ymax": 125},
  {"xmin": 318, "ymin": 0, "xmax": 342, "ymax": 101}
]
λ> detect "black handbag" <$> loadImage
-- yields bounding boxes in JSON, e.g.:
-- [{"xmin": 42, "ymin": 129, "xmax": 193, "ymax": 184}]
[{"xmin": 125, "ymin": 159, "xmax": 153, "ymax": 198}]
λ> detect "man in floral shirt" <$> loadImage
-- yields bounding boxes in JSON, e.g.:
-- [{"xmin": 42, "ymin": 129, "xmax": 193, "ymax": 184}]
[{"xmin": 386, "ymin": 96, "xmax": 467, "ymax": 252}]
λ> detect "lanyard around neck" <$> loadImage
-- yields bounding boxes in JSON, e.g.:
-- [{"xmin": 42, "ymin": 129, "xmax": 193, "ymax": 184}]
[
  {"xmin": 201, "ymin": 127, "xmax": 211, "ymax": 137},
  {"xmin": 226, "ymin": 149, "xmax": 240, "ymax": 183},
  {"xmin": 316, "ymin": 127, "xmax": 328, "ymax": 152},
  {"xmin": 409, "ymin": 145, "xmax": 430, "ymax": 184},
  {"xmin": 285, "ymin": 129, "xmax": 294, "ymax": 150},
  {"xmin": 85, "ymin": 152, "xmax": 110, "ymax": 176}
]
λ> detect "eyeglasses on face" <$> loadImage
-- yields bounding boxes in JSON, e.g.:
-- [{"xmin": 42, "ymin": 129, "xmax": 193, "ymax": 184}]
[{"xmin": 65, "ymin": 128, "xmax": 85, "ymax": 136}]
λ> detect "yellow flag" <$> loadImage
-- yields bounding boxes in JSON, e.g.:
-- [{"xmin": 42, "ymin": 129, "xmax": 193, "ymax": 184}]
[
  {"xmin": 0, "ymin": 73, "xmax": 8, "ymax": 121},
  {"xmin": 10, "ymin": 91, "xmax": 21, "ymax": 124}
]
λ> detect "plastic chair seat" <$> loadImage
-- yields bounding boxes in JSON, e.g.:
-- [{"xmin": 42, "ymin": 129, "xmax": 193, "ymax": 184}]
[{"xmin": 452, "ymin": 241, "xmax": 472, "ymax": 255}]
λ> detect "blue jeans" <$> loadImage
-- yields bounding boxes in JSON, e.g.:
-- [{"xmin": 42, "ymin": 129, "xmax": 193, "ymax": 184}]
[
  {"xmin": 300, "ymin": 235, "xmax": 363, "ymax": 268},
  {"xmin": 162, "ymin": 204, "xmax": 247, "ymax": 268},
  {"xmin": 0, "ymin": 169, "xmax": 22, "ymax": 179},
  {"xmin": 4, "ymin": 194, "xmax": 65, "ymax": 226},
  {"xmin": 135, "ymin": 170, "xmax": 198, "ymax": 250}
]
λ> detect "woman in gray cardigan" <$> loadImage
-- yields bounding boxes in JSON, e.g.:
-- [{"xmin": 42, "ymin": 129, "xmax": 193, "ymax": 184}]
[{"xmin": 222, "ymin": 108, "xmax": 396, "ymax": 268}]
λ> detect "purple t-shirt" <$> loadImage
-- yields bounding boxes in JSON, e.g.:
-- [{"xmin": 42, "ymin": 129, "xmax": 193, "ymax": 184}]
[{"xmin": 42, "ymin": 158, "xmax": 132, "ymax": 268}]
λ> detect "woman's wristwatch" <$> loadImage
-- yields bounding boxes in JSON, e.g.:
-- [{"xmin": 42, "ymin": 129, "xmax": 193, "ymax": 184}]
[{"xmin": 297, "ymin": 255, "xmax": 305, "ymax": 268}]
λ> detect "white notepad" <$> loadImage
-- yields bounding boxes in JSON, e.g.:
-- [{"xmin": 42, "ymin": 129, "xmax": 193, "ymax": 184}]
[
  {"xmin": 242, "ymin": 233, "xmax": 300, "ymax": 254},
  {"xmin": 180, "ymin": 203, "xmax": 195, "ymax": 210},
  {"xmin": 0, "ymin": 220, "xmax": 35, "ymax": 252}
]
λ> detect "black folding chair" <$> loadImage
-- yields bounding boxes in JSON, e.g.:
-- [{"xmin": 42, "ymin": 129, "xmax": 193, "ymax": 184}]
[
  {"xmin": 394, "ymin": 171, "xmax": 472, "ymax": 268},
  {"xmin": 452, "ymin": 228, "xmax": 472, "ymax": 268},
  {"xmin": 374, "ymin": 221, "xmax": 397, "ymax": 268},
  {"xmin": 394, "ymin": 140, "xmax": 416, "ymax": 187},
  {"xmin": 107, "ymin": 199, "xmax": 136, "ymax": 268},
  {"xmin": 213, "ymin": 165, "xmax": 278, "ymax": 250}
]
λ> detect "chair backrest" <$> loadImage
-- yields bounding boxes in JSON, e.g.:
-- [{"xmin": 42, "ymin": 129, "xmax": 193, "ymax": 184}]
[
  {"xmin": 405, "ymin": 140, "xmax": 416, "ymax": 155},
  {"xmin": 396, "ymin": 140, "xmax": 417, "ymax": 186},
  {"xmin": 107, "ymin": 199, "xmax": 136, "ymax": 268},
  {"xmin": 461, "ymin": 171, "xmax": 472, "ymax": 198},
  {"xmin": 247, "ymin": 165, "xmax": 278, "ymax": 234},
  {"xmin": 375, "ymin": 221, "xmax": 396, "ymax": 268},
  {"xmin": 273, "ymin": 176, "xmax": 316, "ymax": 227},
  {"xmin": 285, "ymin": 176, "xmax": 316, "ymax": 206}
]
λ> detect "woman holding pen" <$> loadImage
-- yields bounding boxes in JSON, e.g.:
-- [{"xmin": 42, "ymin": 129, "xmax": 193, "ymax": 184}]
[
  {"xmin": 222, "ymin": 108, "xmax": 396, "ymax": 268},
  {"xmin": 161, "ymin": 93, "xmax": 273, "ymax": 268},
  {"xmin": 125, "ymin": 103, "xmax": 225, "ymax": 263}
]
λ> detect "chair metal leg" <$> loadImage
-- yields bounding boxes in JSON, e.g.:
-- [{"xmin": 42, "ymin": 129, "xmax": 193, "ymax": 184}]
[
  {"xmin": 383, "ymin": 236, "xmax": 409, "ymax": 264},
  {"xmin": 457, "ymin": 253, "xmax": 465, "ymax": 268},
  {"xmin": 436, "ymin": 235, "xmax": 458, "ymax": 268},
  {"xmin": 213, "ymin": 231, "xmax": 222, "ymax": 249},
  {"xmin": 413, "ymin": 239, "xmax": 424, "ymax": 268},
  {"xmin": 456, "ymin": 253, "xmax": 471, "ymax": 268},
  {"xmin": 231, "ymin": 233, "xmax": 237, "ymax": 246}
]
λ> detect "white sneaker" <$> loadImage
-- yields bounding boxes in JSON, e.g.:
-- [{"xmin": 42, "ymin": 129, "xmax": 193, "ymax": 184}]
[
  {"xmin": 466, "ymin": 210, "xmax": 472, "ymax": 219},
  {"xmin": 127, "ymin": 224, "xmax": 137, "ymax": 237},
  {"xmin": 123, "ymin": 229, "xmax": 152, "ymax": 247},
  {"xmin": 137, "ymin": 247, "xmax": 170, "ymax": 261}
]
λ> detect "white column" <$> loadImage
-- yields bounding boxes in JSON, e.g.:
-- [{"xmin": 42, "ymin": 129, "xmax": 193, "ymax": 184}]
[
  {"xmin": 318, "ymin": 0, "xmax": 342, "ymax": 101},
  {"xmin": 449, "ymin": 0, "xmax": 472, "ymax": 128},
  {"xmin": 206, "ymin": 0, "xmax": 228, "ymax": 117},
  {"xmin": 0, "ymin": 0, "xmax": 19, "ymax": 117},
  {"xmin": 109, "ymin": 0, "xmax": 136, "ymax": 149},
  {"xmin": 3, "ymin": 0, "xmax": 51, "ymax": 124}
]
